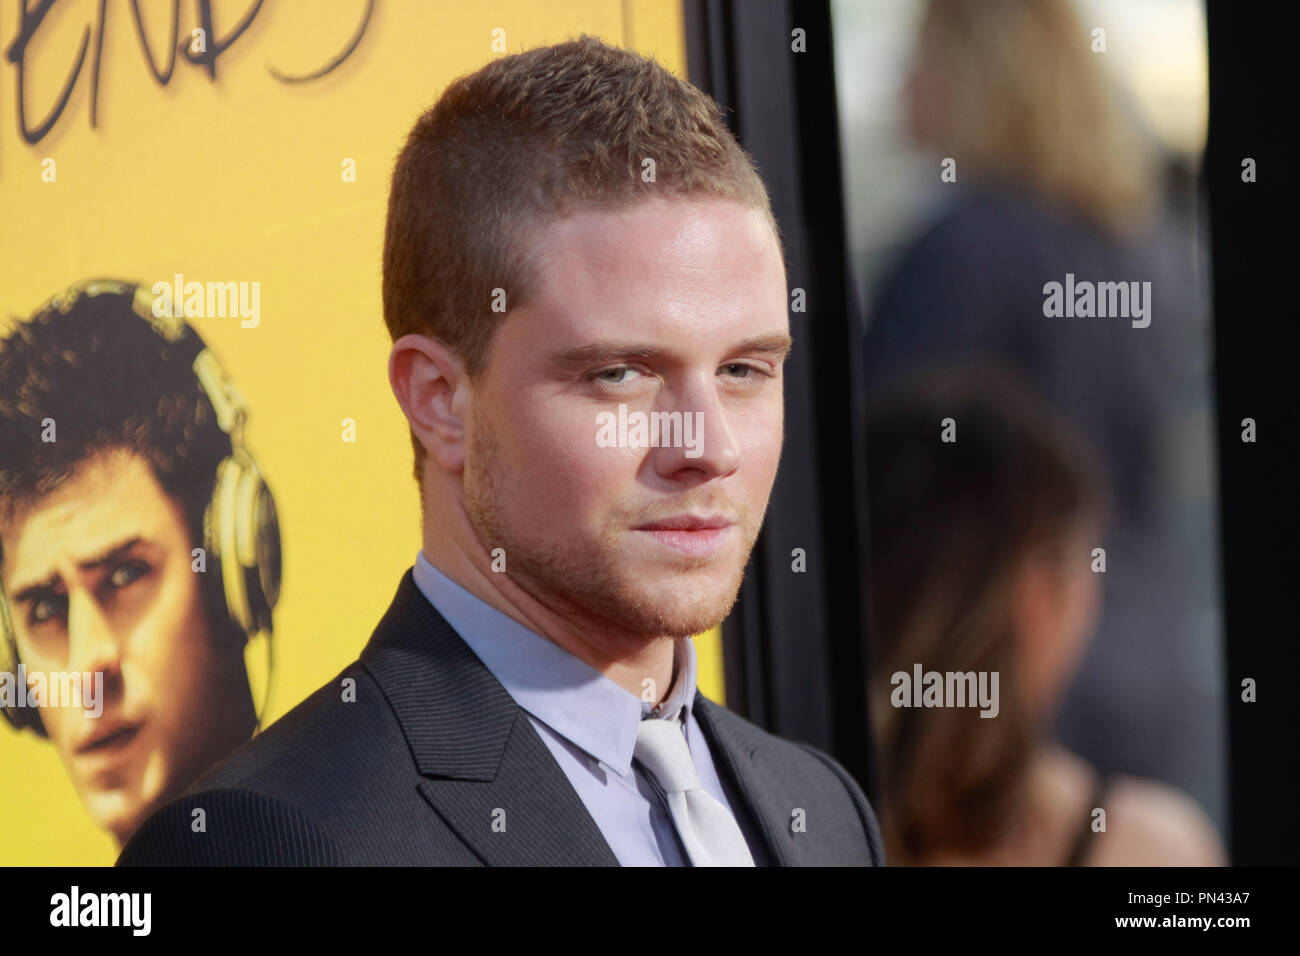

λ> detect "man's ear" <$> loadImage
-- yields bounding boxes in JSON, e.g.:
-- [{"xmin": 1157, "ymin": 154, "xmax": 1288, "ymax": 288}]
[{"xmin": 388, "ymin": 334, "xmax": 471, "ymax": 474}]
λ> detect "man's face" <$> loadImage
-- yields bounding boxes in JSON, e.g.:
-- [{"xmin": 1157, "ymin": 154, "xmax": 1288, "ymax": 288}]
[
  {"xmin": 1, "ymin": 448, "xmax": 250, "ymax": 844},
  {"xmin": 463, "ymin": 197, "xmax": 790, "ymax": 640}
]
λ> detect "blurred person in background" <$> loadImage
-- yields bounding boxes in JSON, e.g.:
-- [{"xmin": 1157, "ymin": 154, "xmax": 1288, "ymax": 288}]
[
  {"xmin": 865, "ymin": 365, "xmax": 1224, "ymax": 866},
  {"xmin": 862, "ymin": 0, "xmax": 1221, "ymax": 832}
]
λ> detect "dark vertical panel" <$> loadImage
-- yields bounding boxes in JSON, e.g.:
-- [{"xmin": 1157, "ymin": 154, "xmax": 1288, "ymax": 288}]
[
  {"xmin": 1204, "ymin": 0, "xmax": 1298, "ymax": 864},
  {"xmin": 786, "ymin": 0, "xmax": 875, "ymax": 796}
]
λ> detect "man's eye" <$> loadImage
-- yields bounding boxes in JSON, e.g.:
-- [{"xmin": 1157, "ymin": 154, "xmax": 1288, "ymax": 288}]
[
  {"xmin": 107, "ymin": 560, "xmax": 149, "ymax": 589},
  {"xmin": 30, "ymin": 594, "xmax": 67, "ymax": 626},
  {"xmin": 592, "ymin": 367, "xmax": 638, "ymax": 385},
  {"xmin": 721, "ymin": 363, "xmax": 760, "ymax": 379}
]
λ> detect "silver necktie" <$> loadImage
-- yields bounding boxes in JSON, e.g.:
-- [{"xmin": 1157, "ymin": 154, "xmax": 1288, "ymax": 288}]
[{"xmin": 634, "ymin": 715, "xmax": 756, "ymax": 866}]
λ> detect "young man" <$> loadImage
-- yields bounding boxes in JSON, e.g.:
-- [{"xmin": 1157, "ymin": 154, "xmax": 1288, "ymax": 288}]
[
  {"xmin": 118, "ymin": 36, "xmax": 884, "ymax": 866},
  {"xmin": 0, "ymin": 280, "xmax": 277, "ymax": 849}
]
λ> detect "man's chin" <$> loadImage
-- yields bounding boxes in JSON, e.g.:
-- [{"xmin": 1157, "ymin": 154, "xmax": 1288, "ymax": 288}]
[
  {"xmin": 611, "ymin": 606, "xmax": 729, "ymax": 641},
  {"xmin": 82, "ymin": 791, "xmax": 147, "ymax": 846},
  {"xmin": 601, "ymin": 568, "xmax": 744, "ymax": 638},
  {"xmin": 81, "ymin": 772, "xmax": 171, "ymax": 846}
]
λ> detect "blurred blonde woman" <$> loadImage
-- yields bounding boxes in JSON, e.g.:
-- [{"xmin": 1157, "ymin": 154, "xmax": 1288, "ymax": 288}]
[
  {"xmin": 902, "ymin": 0, "xmax": 1158, "ymax": 238},
  {"xmin": 865, "ymin": 365, "xmax": 1224, "ymax": 866}
]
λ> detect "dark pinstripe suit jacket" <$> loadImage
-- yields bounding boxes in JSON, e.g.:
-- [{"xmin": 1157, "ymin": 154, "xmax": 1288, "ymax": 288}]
[{"xmin": 117, "ymin": 570, "xmax": 886, "ymax": 866}]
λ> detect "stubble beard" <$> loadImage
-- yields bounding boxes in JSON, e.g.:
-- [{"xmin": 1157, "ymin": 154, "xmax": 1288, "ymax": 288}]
[{"xmin": 463, "ymin": 408, "xmax": 759, "ymax": 642}]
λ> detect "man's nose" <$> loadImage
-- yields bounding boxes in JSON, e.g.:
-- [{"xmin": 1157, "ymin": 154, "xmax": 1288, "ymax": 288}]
[
  {"xmin": 66, "ymin": 590, "xmax": 123, "ymax": 677},
  {"xmin": 649, "ymin": 382, "xmax": 742, "ymax": 481}
]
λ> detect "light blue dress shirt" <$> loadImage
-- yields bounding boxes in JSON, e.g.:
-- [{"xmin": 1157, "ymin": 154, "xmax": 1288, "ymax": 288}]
[{"xmin": 411, "ymin": 551, "xmax": 765, "ymax": 866}]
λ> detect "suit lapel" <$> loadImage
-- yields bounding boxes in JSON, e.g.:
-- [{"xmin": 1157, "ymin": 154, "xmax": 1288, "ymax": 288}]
[
  {"xmin": 416, "ymin": 714, "xmax": 621, "ymax": 866},
  {"xmin": 360, "ymin": 570, "xmax": 619, "ymax": 866},
  {"xmin": 693, "ymin": 692, "xmax": 800, "ymax": 865}
]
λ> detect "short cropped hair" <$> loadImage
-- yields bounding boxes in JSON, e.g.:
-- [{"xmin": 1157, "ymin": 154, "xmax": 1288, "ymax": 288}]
[{"xmin": 382, "ymin": 34, "xmax": 781, "ymax": 488}]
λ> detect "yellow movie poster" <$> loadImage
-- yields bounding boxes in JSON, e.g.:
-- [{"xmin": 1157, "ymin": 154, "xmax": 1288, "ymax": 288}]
[{"xmin": 0, "ymin": 0, "xmax": 722, "ymax": 866}]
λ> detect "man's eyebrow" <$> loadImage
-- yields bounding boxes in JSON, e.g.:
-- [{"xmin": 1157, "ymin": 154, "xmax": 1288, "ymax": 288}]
[
  {"xmin": 8, "ymin": 537, "xmax": 142, "ymax": 603},
  {"xmin": 10, "ymin": 573, "xmax": 60, "ymax": 605},
  {"xmin": 549, "ymin": 334, "xmax": 794, "ymax": 371},
  {"xmin": 731, "ymin": 334, "xmax": 794, "ymax": 359},
  {"xmin": 548, "ymin": 343, "xmax": 669, "ymax": 371},
  {"xmin": 76, "ymin": 537, "xmax": 143, "ymax": 572}
]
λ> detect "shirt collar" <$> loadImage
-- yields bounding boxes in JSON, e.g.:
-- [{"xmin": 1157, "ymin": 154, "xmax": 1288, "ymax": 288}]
[{"xmin": 410, "ymin": 551, "xmax": 698, "ymax": 777}]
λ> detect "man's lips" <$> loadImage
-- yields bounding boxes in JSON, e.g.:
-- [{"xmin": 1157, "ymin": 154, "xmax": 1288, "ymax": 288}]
[
  {"xmin": 633, "ymin": 515, "xmax": 735, "ymax": 557},
  {"xmin": 634, "ymin": 514, "xmax": 733, "ymax": 531},
  {"xmin": 76, "ymin": 722, "xmax": 141, "ymax": 756}
]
